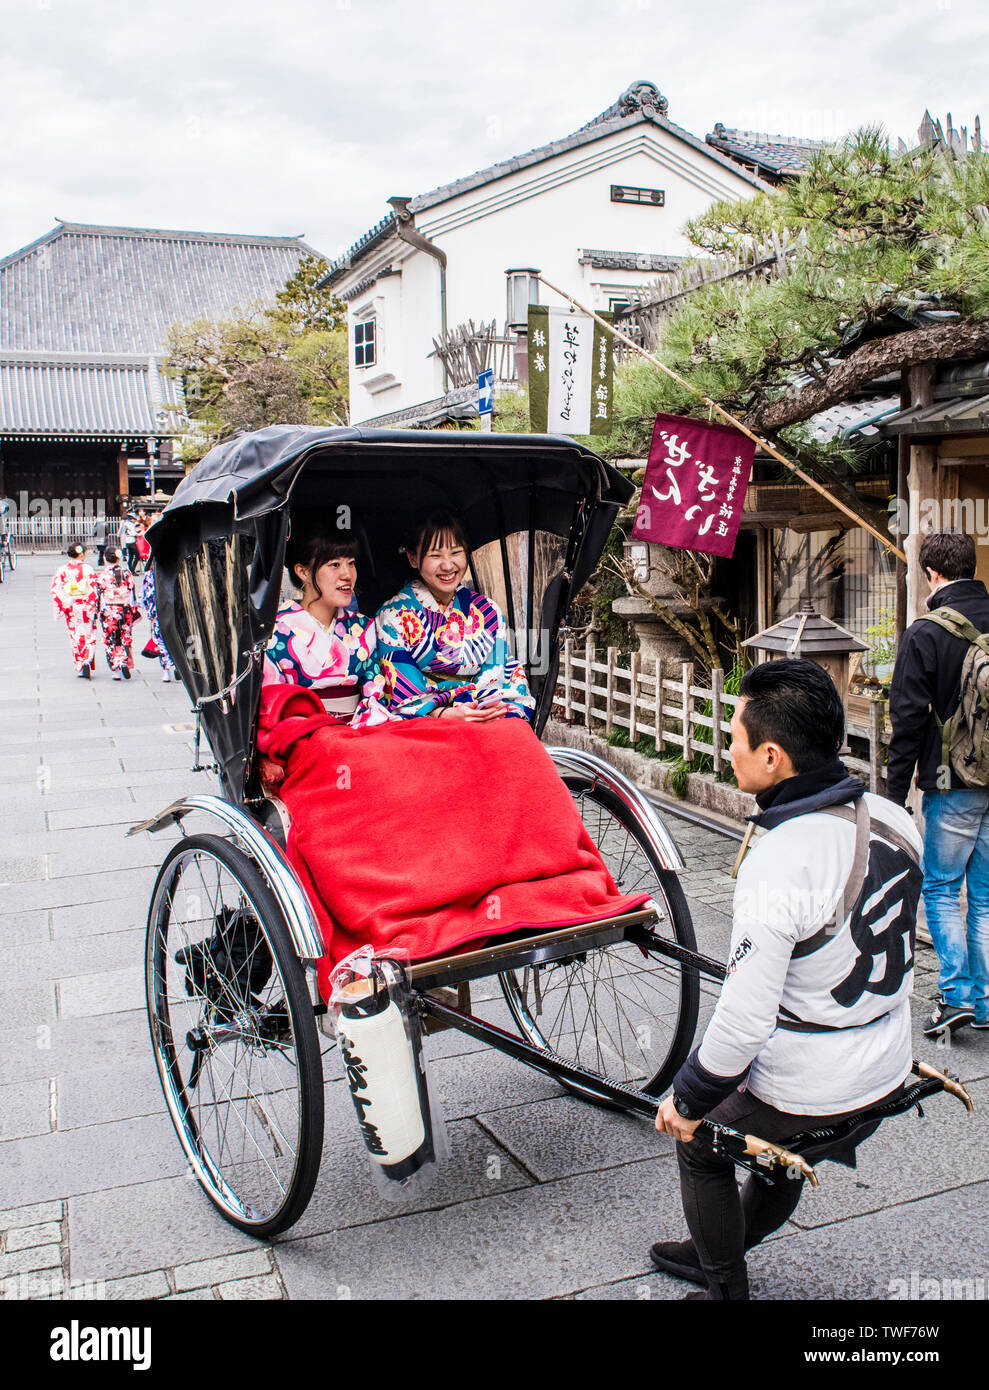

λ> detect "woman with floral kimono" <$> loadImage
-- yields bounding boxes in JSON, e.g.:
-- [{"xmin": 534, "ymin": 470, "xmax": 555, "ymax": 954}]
[
  {"xmin": 140, "ymin": 568, "xmax": 177, "ymax": 682},
  {"xmin": 260, "ymin": 531, "xmax": 392, "ymax": 735},
  {"xmin": 51, "ymin": 544, "xmax": 98, "ymax": 679},
  {"xmin": 375, "ymin": 511, "xmax": 535, "ymax": 722},
  {"xmin": 94, "ymin": 548, "xmax": 140, "ymax": 680}
]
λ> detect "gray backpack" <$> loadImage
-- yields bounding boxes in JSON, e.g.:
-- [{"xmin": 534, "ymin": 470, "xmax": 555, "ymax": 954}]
[{"xmin": 918, "ymin": 607, "xmax": 989, "ymax": 786}]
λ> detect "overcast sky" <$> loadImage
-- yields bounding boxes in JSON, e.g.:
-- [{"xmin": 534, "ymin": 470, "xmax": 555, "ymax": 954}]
[{"xmin": 1, "ymin": 0, "xmax": 986, "ymax": 262}]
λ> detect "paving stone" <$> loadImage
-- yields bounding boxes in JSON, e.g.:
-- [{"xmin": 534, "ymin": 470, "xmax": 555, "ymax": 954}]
[
  {"xmin": 478, "ymin": 1095, "xmax": 673, "ymax": 1182},
  {"xmin": 216, "ymin": 1274, "xmax": 283, "ymax": 1300},
  {"xmin": 173, "ymin": 1249, "xmax": 271, "ymax": 1291},
  {"xmin": 68, "ymin": 1175, "xmax": 260, "ymax": 1282},
  {"xmin": 0, "ymin": 910, "xmax": 50, "ymax": 948},
  {"xmin": 0, "ymin": 856, "xmax": 47, "ymax": 884},
  {"xmin": 159, "ymin": 1288, "xmax": 217, "ymax": 1300},
  {"xmin": 286, "ymin": 1105, "xmax": 532, "ymax": 1242},
  {"xmin": 51, "ymin": 900, "xmax": 146, "ymax": 938},
  {"xmin": 0, "ymin": 932, "xmax": 142, "ymax": 986},
  {"xmin": 0, "ymin": 1007, "xmax": 148, "ymax": 1085},
  {"xmin": 0, "ymin": 1079, "xmax": 52, "ymax": 1140},
  {"xmin": 275, "ymin": 1154, "xmax": 682, "ymax": 1301},
  {"xmin": 5, "ymin": 1222, "xmax": 62, "ymax": 1251},
  {"xmin": 0, "ymin": 979, "xmax": 56, "ymax": 1027},
  {"xmin": 424, "ymin": 1045, "xmax": 565, "ymax": 1122},
  {"xmin": 58, "ymin": 965, "xmax": 145, "ymax": 1019},
  {"xmin": 786, "ymin": 1077, "xmax": 989, "ymax": 1229},
  {"xmin": 741, "ymin": 1181, "xmax": 989, "ymax": 1300},
  {"xmin": 0, "ymin": 1244, "xmax": 62, "ymax": 1277},
  {"xmin": 102, "ymin": 1270, "xmax": 171, "ymax": 1300},
  {"xmin": 0, "ymin": 1112, "xmax": 184, "ymax": 1206},
  {"xmin": 57, "ymin": 1059, "xmax": 164, "ymax": 1130},
  {"xmin": 0, "ymin": 866, "xmax": 157, "ymax": 914},
  {"xmin": 0, "ymin": 1200, "xmax": 62, "ymax": 1228}
]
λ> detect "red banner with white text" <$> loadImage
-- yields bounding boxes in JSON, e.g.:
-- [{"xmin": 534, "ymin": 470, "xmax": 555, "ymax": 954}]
[{"xmin": 631, "ymin": 413, "xmax": 755, "ymax": 558}]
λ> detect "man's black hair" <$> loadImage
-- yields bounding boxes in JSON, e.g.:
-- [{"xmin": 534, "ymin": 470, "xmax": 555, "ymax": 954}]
[
  {"xmin": 737, "ymin": 657, "xmax": 844, "ymax": 773},
  {"xmin": 918, "ymin": 530, "xmax": 976, "ymax": 583}
]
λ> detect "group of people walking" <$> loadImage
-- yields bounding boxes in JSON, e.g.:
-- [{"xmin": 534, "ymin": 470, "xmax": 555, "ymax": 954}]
[{"xmin": 50, "ymin": 543, "xmax": 176, "ymax": 682}]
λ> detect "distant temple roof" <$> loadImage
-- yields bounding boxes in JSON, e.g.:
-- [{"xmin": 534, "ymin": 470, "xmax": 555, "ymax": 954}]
[
  {"xmin": 0, "ymin": 351, "xmax": 183, "ymax": 442},
  {"xmin": 0, "ymin": 221, "xmax": 322, "ymax": 355},
  {"xmin": 0, "ymin": 221, "xmax": 322, "ymax": 442},
  {"xmin": 705, "ymin": 125, "xmax": 830, "ymax": 182}
]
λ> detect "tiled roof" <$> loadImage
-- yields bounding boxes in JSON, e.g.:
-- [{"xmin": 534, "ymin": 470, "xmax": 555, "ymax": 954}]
[
  {"xmin": 0, "ymin": 222, "xmax": 322, "ymax": 354},
  {"xmin": 705, "ymin": 125, "xmax": 829, "ymax": 179},
  {"xmin": 804, "ymin": 395, "xmax": 901, "ymax": 443},
  {"xmin": 326, "ymin": 82, "xmax": 765, "ymax": 283},
  {"xmin": 879, "ymin": 391, "xmax": 989, "ymax": 437},
  {"xmin": 0, "ymin": 351, "xmax": 184, "ymax": 439}
]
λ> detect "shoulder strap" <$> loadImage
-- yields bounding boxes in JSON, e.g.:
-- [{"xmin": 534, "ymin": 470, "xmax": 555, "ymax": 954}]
[
  {"xmin": 917, "ymin": 607, "xmax": 983, "ymax": 646},
  {"xmin": 790, "ymin": 798, "xmax": 870, "ymax": 960}
]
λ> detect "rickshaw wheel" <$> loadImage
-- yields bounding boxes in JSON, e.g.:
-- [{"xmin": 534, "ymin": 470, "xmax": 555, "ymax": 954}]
[
  {"xmin": 500, "ymin": 779, "xmax": 699, "ymax": 1110},
  {"xmin": 146, "ymin": 833, "xmax": 323, "ymax": 1237}
]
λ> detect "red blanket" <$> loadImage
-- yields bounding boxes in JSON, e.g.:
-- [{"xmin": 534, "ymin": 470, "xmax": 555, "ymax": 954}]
[{"xmin": 258, "ymin": 687, "xmax": 649, "ymax": 999}]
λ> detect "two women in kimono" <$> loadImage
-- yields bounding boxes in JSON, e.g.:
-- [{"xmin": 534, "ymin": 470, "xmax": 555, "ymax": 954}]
[{"xmin": 261, "ymin": 512, "xmax": 532, "ymax": 725}]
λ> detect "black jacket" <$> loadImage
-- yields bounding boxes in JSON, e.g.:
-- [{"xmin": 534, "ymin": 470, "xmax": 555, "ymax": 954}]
[{"xmin": 886, "ymin": 578, "xmax": 989, "ymax": 805}]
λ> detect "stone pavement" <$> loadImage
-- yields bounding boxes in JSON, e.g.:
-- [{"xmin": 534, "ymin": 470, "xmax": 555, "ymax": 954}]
[{"xmin": 1, "ymin": 554, "xmax": 986, "ymax": 1302}]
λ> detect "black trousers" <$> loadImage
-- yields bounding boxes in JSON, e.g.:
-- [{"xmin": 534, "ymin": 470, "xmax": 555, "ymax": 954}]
[{"xmin": 676, "ymin": 1083, "xmax": 903, "ymax": 1300}]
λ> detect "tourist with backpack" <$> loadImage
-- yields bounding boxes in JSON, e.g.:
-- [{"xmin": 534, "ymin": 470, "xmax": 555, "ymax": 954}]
[{"xmin": 887, "ymin": 530, "xmax": 989, "ymax": 1038}]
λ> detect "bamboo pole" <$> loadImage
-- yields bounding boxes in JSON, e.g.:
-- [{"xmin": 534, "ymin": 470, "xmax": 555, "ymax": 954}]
[{"xmin": 535, "ymin": 275, "xmax": 906, "ymax": 562}]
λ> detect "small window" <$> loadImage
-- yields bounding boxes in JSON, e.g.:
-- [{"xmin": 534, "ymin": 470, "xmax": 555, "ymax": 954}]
[
  {"xmin": 608, "ymin": 297, "xmax": 631, "ymax": 316},
  {"xmin": 611, "ymin": 184, "xmax": 665, "ymax": 206},
  {"xmin": 354, "ymin": 318, "xmax": 376, "ymax": 368}
]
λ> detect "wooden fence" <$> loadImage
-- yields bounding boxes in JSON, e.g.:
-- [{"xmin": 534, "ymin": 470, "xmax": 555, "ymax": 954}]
[{"xmin": 554, "ymin": 638, "xmax": 890, "ymax": 792}]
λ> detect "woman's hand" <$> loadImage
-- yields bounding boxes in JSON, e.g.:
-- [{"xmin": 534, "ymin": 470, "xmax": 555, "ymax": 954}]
[{"xmin": 436, "ymin": 699, "xmax": 508, "ymax": 722}]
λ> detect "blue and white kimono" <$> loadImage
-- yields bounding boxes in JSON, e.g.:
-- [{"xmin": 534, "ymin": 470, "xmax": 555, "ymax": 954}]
[{"xmin": 375, "ymin": 579, "xmax": 535, "ymax": 720}]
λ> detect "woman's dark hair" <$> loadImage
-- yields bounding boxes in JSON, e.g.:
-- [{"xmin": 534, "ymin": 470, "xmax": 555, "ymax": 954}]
[
  {"xmin": 103, "ymin": 546, "xmax": 121, "ymax": 564},
  {"xmin": 405, "ymin": 509, "xmax": 470, "ymax": 565},
  {"xmin": 738, "ymin": 657, "xmax": 844, "ymax": 773},
  {"xmin": 918, "ymin": 530, "xmax": 976, "ymax": 582},
  {"xmin": 67, "ymin": 543, "xmax": 86, "ymax": 559},
  {"xmin": 285, "ymin": 530, "xmax": 361, "ymax": 598}
]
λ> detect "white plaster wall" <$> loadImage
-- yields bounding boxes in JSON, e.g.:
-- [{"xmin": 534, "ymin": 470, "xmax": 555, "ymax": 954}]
[{"xmin": 340, "ymin": 121, "xmax": 762, "ymax": 422}]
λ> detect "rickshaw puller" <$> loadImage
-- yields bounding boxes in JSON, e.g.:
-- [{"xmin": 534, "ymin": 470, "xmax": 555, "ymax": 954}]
[{"xmin": 653, "ymin": 659, "xmax": 922, "ymax": 1300}]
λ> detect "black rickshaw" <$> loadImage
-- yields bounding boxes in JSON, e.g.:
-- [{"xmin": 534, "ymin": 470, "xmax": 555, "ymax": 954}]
[{"xmin": 134, "ymin": 425, "xmax": 969, "ymax": 1238}]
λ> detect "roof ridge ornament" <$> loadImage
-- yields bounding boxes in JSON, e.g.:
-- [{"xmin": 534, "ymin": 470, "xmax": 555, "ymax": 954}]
[{"xmin": 584, "ymin": 80, "xmax": 669, "ymax": 129}]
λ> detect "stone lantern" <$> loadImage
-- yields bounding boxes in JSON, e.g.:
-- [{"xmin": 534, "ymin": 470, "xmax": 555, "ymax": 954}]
[{"xmin": 743, "ymin": 599, "xmax": 868, "ymax": 746}]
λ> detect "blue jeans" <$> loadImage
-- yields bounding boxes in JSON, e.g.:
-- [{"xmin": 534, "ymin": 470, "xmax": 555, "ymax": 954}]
[{"xmin": 922, "ymin": 790, "xmax": 989, "ymax": 1022}]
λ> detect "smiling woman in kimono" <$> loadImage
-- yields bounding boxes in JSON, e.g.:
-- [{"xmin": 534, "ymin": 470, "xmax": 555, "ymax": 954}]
[
  {"xmin": 375, "ymin": 511, "xmax": 535, "ymax": 722},
  {"xmin": 260, "ymin": 529, "xmax": 392, "ymax": 736}
]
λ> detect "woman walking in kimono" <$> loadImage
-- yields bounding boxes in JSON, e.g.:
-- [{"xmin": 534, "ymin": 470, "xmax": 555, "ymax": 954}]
[
  {"xmin": 95, "ymin": 548, "xmax": 140, "ymax": 680},
  {"xmin": 375, "ymin": 511, "xmax": 535, "ymax": 721},
  {"xmin": 50, "ymin": 544, "xmax": 98, "ymax": 679},
  {"xmin": 140, "ymin": 568, "xmax": 177, "ymax": 682}
]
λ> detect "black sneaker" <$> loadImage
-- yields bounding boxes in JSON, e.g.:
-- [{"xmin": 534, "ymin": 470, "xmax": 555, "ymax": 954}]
[
  {"xmin": 648, "ymin": 1239, "xmax": 706, "ymax": 1286},
  {"xmin": 78, "ymin": 663, "xmax": 91, "ymax": 679},
  {"xmin": 923, "ymin": 1001, "xmax": 975, "ymax": 1037},
  {"xmin": 972, "ymin": 1018, "xmax": 989, "ymax": 1030},
  {"xmin": 121, "ymin": 665, "xmax": 131, "ymax": 680}
]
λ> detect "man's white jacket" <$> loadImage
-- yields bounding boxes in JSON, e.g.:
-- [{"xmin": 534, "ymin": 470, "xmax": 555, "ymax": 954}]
[{"xmin": 674, "ymin": 784, "xmax": 922, "ymax": 1117}]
